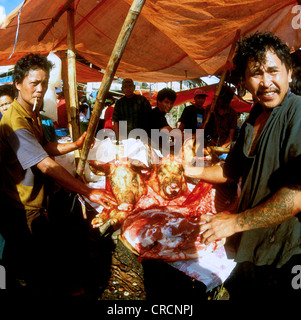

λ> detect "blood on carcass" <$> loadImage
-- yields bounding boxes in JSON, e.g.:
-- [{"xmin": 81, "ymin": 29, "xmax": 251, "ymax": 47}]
[
  {"xmin": 135, "ymin": 184, "xmax": 190, "ymax": 211},
  {"xmin": 120, "ymin": 179, "xmax": 230, "ymax": 262},
  {"xmin": 89, "ymin": 160, "xmax": 149, "ymax": 227},
  {"xmin": 90, "ymin": 151, "xmax": 238, "ymax": 263},
  {"xmin": 121, "ymin": 208, "xmax": 225, "ymax": 262},
  {"xmin": 134, "ymin": 181, "xmax": 215, "ymax": 218},
  {"xmin": 182, "ymin": 181, "xmax": 216, "ymax": 216},
  {"xmin": 146, "ymin": 154, "xmax": 189, "ymax": 200},
  {"xmin": 90, "ymin": 154, "xmax": 192, "ymax": 228}
]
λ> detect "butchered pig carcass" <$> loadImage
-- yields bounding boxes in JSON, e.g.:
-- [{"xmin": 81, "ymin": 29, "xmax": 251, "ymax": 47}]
[
  {"xmin": 89, "ymin": 159, "xmax": 150, "ymax": 228},
  {"xmin": 120, "ymin": 179, "xmax": 238, "ymax": 263},
  {"xmin": 88, "ymin": 138, "xmax": 238, "ymax": 263},
  {"xmin": 87, "ymin": 139, "xmax": 156, "ymax": 229},
  {"xmin": 146, "ymin": 154, "xmax": 189, "ymax": 200},
  {"xmin": 121, "ymin": 207, "xmax": 225, "ymax": 262},
  {"xmin": 90, "ymin": 151, "xmax": 192, "ymax": 229},
  {"xmin": 134, "ymin": 154, "xmax": 191, "ymax": 210}
]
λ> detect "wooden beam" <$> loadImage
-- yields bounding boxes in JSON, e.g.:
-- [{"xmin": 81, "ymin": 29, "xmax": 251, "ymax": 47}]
[
  {"xmin": 59, "ymin": 51, "xmax": 72, "ymax": 133},
  {"xmin": 76, "ymin": 0, "xmax": 146, "ymax": 176},
  {"xmin": 38, "ymin": 0, "xmax": 76, "ymax": 42}
]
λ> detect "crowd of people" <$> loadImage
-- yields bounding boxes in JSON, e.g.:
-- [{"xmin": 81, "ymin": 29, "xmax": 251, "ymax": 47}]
[{"xmin": 0, "ymin": 31, "xmax": 300, "ymax": 302}]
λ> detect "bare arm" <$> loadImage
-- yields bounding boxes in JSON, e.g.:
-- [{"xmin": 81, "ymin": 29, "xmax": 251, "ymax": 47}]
[
  {"xmin": 178, "ymin": 122, "xmax": 185, "ymax": 132},
  {"xmin": 237, "ymin": 185, "xmax": 301, "ymax": 231},
  {"xmin": 184, "ymin": 163, "xmax": 229, "ymax": 184},
  {"xmin": 160, "ymin": 125, "xmax": 173, "ymax": 132},
  {"xmin": 44, "ymin": 132, "xmax": 89, "ymax": 156},
  {"xmin": 220, "ymin": 128, "xmax": 236, "ymax": 148},
  {"xmin": 200, "ymin": 185, "xmax": 301, "ymax": 244},
  {"xmin": 36, "ymin": 156, "xmax": 117, "ymax": 209}
]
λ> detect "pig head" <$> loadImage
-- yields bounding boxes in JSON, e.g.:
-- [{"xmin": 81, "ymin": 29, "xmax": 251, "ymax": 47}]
[
  {"xmin": 88, "ymin": 160, "xmax": 149, "ymax": 211},
  {"xmin": 108, "ymin": 163, "xmax": 148, "ymax": 211},
  {"xmin": 146, "ymin": 154, "xmax": 188, "ymax": 200},
  {"xmin": 89, "ymin": 158, "xmax": 152, "ymax": 230}
]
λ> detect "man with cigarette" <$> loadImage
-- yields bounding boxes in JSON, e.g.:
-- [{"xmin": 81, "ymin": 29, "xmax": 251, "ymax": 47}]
[{"xmin": 0, "ymin": 53, "xmax": 116, "ymax": 290}]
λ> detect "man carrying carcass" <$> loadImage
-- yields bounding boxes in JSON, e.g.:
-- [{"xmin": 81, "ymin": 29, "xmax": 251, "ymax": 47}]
[
  {"xmin": 0, "ymin": 53, "xmax": 116, "ymax": 292},
  {"xmin": 185, "ymin": 32, "xmax": 301, "ymax": 301}
]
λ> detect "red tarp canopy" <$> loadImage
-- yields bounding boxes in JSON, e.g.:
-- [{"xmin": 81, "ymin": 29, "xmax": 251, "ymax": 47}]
[
  {"xmin": 75, "ymin": 61, "xmax": 103, "ymax": 83},
  {"xmin": 0, "ymin": 0, "xmax": 299, "ymax": 83}
]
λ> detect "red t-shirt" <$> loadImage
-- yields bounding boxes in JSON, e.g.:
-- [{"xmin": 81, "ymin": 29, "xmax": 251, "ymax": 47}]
[
  {"xmin": 104, "ymin": 106, "xmax": 114, "ymax": 129},
  {"xmin": 56, "ymin": 98, "xmax": 68, "ymax": 128}
]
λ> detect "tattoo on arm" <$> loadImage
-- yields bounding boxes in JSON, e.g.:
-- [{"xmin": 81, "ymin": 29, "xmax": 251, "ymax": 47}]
[{"xmin": 237, "ymin": 185, "xmax": 301, "ymax": 231}]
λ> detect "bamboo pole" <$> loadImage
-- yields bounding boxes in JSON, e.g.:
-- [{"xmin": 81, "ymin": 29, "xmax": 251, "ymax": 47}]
[
  {"xmin": 76, "ymin": 0, "xmax": 146, "ymax": 177},
  {"xmin": 202, "ymin": 29, "xmax": 241, "ymax": 129},
  {"xmin": 59, "ymin": 51, "xmax": 72, "ymax": 135},
  {"xmin": 67, "ymin": 5, "xmax": 81, "ymax": 164}
]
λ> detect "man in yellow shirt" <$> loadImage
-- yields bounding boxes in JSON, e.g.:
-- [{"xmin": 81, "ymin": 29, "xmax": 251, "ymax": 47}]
[{"xmin": 0, "ymin": 53, "xmax": 116, "ymax": 291}]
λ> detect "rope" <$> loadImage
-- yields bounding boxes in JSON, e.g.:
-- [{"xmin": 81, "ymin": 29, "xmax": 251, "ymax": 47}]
[{"xmin": 8, "ymin": 0, "xmax": 26, "ymax": 60}]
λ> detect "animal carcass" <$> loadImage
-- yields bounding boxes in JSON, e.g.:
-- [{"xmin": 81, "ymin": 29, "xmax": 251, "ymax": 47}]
[
  {"xmin": 121, "ymin": 207, "xmax": 225, "ymax": 262},
  {"xmin": 91, "ymin": 153, "xmax": 191, "ymax": 228},
  {"xmin": 134, "ymin": 154, "xmax": 191, "ymax": 209},
  {"xmin": 120, "ymin": 178, "xmax": 238, "ymax": 262},
  {"xmin": 147, "ymin": 154, "xmax": 188, "ymax": 199},
  {"xmin": 89, "ymin": 160, "xmax": 149, "ymax": 227}
]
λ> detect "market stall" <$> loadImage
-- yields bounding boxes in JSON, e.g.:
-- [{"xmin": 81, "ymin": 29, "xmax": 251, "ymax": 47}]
[{"xmin": 1, "ymin": 0, "xmax": 300, "ymax": 301}]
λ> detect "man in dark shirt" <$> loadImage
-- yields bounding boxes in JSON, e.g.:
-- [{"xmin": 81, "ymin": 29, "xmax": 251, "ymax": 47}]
[
  {"xmin": 203, "ymin": 85, "xmax": 237, "ymax": 148},
  {"xmin": 184, "ymin": 32, "xmax": 301, "ymax": 301},
  {"xmin": 149, "ymin": 88, "xmax": 180, "ymax": 153},
  {"xmin": 112, "ymin": 78, "xmax": 152, "ymax": 140},
  {"xmin": 150, "ymin": 87, "xmax": 177, "ymax": 131},
  {"xmin": 179, "ymin": 88, "xmax": 208, "ymax": 134}
]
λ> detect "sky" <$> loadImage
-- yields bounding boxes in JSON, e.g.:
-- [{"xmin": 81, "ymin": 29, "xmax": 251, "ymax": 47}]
[{"xmin": 0, "ymin": 0, "xmax": 24, "ymax": 22}]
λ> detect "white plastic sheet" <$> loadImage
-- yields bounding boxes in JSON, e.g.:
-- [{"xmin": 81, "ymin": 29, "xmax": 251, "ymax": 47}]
[{"xmin": 41, "ymin": 52, "xmax": 62, "ymax": 122}]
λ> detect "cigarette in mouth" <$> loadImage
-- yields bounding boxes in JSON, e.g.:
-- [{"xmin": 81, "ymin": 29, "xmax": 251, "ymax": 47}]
[{"xmin": 33, "ymin": 97, "xmax": 37, "ymax": 111}]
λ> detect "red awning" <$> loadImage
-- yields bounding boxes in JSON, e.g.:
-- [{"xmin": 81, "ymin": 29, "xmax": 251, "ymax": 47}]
[{"xmin": 0, "ymin": 0, "xmax": 298, "ymax": 83}]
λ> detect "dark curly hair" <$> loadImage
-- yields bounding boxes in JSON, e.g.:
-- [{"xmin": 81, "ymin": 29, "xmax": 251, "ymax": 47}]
[
  {"xmin": 157, "ymin": 88, "xmax": 177, "ymax": 103},
  {"xmin": 0, "ymin": 84, "xmax": 16, "ymax": 99},
  {"xmin": 13, "ymin": 53, "xmax": 54, "ymax": 85},
  {"xmin": 290, "ymin": 66, "xmax": 301, "ymax": 95},
  {"xmin": 233, "ymin": 32, "xmax": 292, "ymax": 80}
]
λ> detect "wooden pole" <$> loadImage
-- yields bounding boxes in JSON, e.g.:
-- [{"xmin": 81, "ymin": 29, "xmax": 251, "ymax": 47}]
[
  {"xmin": 76, "ymin": 0, "xmax": 146, "ymax": 177},
  {"xmin": 59, "ymin": 51, "xmax": 72, "ymax": 134},
  {"xmin": 67, "ymin": 5, "xmax": 81, "ymax": 164},
  {"xmin": 202, "ymin": 29, "xmax": 241, "ymax": 129}
]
